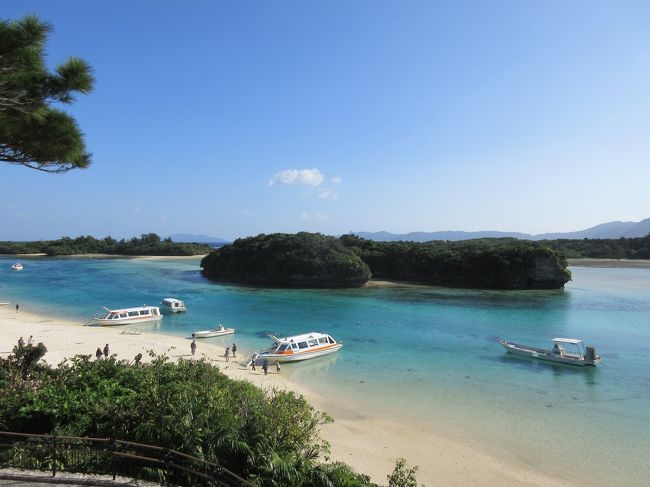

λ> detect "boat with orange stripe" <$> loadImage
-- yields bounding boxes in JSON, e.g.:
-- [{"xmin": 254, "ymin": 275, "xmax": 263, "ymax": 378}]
[{"xmin": 251, "ymin": 332, "xmax": 342, "ymax": 364}]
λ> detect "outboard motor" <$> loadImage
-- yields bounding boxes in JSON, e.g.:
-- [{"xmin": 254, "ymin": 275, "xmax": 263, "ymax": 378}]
[{"xmin": 584, "ymin": 346, "xmax": 598, "ymax": 364}]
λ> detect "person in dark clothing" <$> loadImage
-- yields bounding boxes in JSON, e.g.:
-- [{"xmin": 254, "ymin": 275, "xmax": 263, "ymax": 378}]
[
  {"xmin": 103, "ymin": 344, "xmax": 110, "ymax": 359},
  {"xmin": 191, "ymin": 340, "xmax": 197, "ymax": 355},
  {"xmin": 231, "ymin": 343, "xmax": 237, "ymax": 358},
  {"xmin": 18, "ymin": 336, "xmax": 24, "ymax": 348},
  {"xmin": 96, "ymin": 347, "xmax": 103, "ymax": 360},
  {"xmin": 262, "ymin": 358, "xmax": 269, "ymax": 375},
  {"xmin": 15, "ymin": 303, "xmax": 19, "ymax": 312}
]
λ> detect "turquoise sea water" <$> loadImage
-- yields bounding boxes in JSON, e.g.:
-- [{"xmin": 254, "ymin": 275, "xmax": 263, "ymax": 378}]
[{"xmin": 1, "ymin": 256, "xmax": 649, "ymax": 485}]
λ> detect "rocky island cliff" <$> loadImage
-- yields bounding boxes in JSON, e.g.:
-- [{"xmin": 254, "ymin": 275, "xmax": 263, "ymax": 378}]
[{"xmin": 201, "ymin": 233, "xmax": 571, "ymax": 290}]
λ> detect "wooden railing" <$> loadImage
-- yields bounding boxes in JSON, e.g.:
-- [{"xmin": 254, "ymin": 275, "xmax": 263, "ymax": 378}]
[{"xmin": 0, "ymin": 431, "xmax": 255, "ymax": 486}]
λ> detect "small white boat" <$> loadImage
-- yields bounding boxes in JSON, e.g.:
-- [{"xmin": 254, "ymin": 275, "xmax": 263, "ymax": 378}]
[
  {"xmin": 192, "ymin": 324, "xmax": 235, "ymax": 338},
  {"xmin": 251, "ymin": 332, "xmax": 342, "ymax": 364},
  {"xmin": 92, "ymin": 305, "xmax": 162, "ymax": 326},
  {"xmin": 0, "ymin": 302, "xmax": 10, "ymax": 307},
  {"xmin": 161, "ymin": 297, "xmax": 187, "ymax": 313},
  {"xmin": 499, "ymin": 338, "xmax": 601, "ymax": 367},
  {"xmin": 11, "ymin": 263, "xmax": 23, "ymax": 271}
]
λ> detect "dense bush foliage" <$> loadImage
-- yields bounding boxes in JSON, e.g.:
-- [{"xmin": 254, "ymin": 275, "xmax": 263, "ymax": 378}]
[
  {"xmin": 341, "ymin": 235, "xmax": 571, "ymax": 289},
  {"xmin": 0, "ymin": 233, "xmax": 212, "ymax": 256},
  {"xmin": 0, "ymin": 350, "xmax": 406, "ymax": 486},
  {"xmin": 541, "ymin": 235, "xmax": 650, "ymax": 259},
  {"xmin": 201, "ymin": 232, "xmax": 372, "ymax": 288},
  {"xmin": 202, "ymin": 233, "xmax": 570, "ymax": 289}
]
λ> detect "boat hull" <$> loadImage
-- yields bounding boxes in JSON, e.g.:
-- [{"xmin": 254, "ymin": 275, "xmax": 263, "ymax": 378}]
[
  {"xmin": 256, "ymin": 344, "xmax": 342, "ymax": 363},
  {"xmin": 192, "ymin": 328, "xmax": 235, "ymax": 338},
  {"xmin": 499, "ymin": 340, "xmax": 599, "ymax": 366},
  {"xmin": 93, "ymin": 315, "xmax": 163, "ymax": 326}
]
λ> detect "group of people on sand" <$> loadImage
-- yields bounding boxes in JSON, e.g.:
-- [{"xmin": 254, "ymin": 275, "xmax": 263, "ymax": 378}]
[
  {"xmin": 95, "ymin": 344, "xmax": 110, "ymax": 360},
  {"xmin": 16, "ymin": 335, "xmax": 34, "ymax": 348},
  {"xmin": 189, "ymin": 341, "xmax": 280, "ymax": 375},
  {"xmin": 249, "ymin": 353, "xmax": 280, "ymax": 375}
]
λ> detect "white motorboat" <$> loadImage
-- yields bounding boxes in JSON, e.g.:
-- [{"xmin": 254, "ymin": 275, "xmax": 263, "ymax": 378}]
[
  {"xmin": 250, "ymin": 332, "xmax": 342, "ymax": 364},
  {"xmin": 0, "ymin": 302, "xmax": 10, "ymax": 306},
  {"xmin": 11, "ymin": 263, "xmax": 23, "ymax": 271},
  {"xmin": 192, "ymin": 324, "xmax": 235, "ymax": 338},
  {"xmin": 161, "ymin": 297, "xmax": 187, "ymax": 313},
  {"xmin": 498, "ymin": 338, "xmax": 601, "ymax": 367},
  {"xmin": 92, "ymin": 305, "xmax": 162, "ymax": 326}
]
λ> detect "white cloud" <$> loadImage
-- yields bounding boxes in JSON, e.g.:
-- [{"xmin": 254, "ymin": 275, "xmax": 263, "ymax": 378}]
[
  {"xmin": 268, "ymin": 168, "xmax": 325, "ymax": 187},
  {"xmin": 242, "ymin": 209, "xmax": 252, "ymax": 216},
  {"xmin": 299, "ymin": 211, "xmax": 329, "ymax": 221},
  {"xmin": 331, "ymin": 176, "xmax": 342, "ymax": 184},
  {"xmin": 317, "ymin": 189, "xmax": 339, "ymax": 200}
]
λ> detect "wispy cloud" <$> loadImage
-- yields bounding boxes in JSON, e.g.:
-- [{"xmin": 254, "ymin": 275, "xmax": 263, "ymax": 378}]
[
  {"xmin": 331, "ymin": 176, "xmax": 342, "ymax": 184},
  {"xmin": 299, "ymin": 211, "xmax": 329, "ymax": 221},
  {"xmin": 317, "ymin": 189, "xmax": 338, "ymax": 200},
  {"xmin": 268, "ymin": 168, "xmax": 325, "ymax": 187},
  {"xmin": 242, "ymin": 209, "xmax": 253, "ymax": 216}
]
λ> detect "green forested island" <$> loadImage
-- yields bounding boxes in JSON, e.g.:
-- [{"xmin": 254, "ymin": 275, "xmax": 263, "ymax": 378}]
[
  {"xmin": 0, "ymin": 233, "xmax": 213, "ymax": 256},
  {"xmin": 201, "ymin": 233, "xmax": 372, "ymax": 288},
  {"xmin": 201, "ymin": 232, "xmax": 571, "ymax": 290},
  {"xmin": 541, "ymin": 235, "xmax": 650, "ymax": 259}
]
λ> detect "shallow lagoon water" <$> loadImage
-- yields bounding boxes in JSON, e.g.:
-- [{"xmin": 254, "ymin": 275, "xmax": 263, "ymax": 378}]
[{"xmin": 1, "ymin": 256, "xmax": 649, "ymax": 485}]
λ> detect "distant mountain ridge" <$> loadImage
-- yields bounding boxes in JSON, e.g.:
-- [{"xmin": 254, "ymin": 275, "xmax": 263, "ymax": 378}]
[
  {"xmin": 353, "ymin": 217, "xmax": 650, "ymax": 242},
  {"xmin": 168, "ymin": 233, "xmax": 228, "ymax": 244}
]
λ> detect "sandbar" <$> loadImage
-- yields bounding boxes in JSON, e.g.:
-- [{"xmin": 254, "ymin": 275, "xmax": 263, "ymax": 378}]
[
  {"xmin": 0, "ymin": 306, "xmax": 578, "ymax": 487},
  {"xmin": 569, "ymin": 258, "xmax": 650, "ymax": 269}
]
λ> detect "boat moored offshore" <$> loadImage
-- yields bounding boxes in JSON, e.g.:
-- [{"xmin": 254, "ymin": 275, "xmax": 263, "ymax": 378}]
[
  {"xmin": 251, "ymin": 332, "xmax": 342, "ymax": 364},
  {"xmin": 92, "ymin": 305, "xmax": 162, "ymax": 326},
  {"xmin": 499, "ymin": 338, "xmax": 601, "ymax": 366},
  {"xmin": 161, "ymin": 297, "xmax": 187, "ymax": 313},
  {"xmin": 11, "ymin": 263, "xmax": 23, "ymax": 271}
]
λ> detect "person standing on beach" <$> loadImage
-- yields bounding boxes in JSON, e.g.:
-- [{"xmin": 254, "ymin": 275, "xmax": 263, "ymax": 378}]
[
  {"xmin": 95, "ymin": 347, "xmax": 102, "ymax": 360},
  {"xmin": 18, "ymin": 337, "xmax": 24, "ymax": 348},
  {"xmin": 275, "ymin": 361, "xmax": 281, "ymax": 374},
  {"xmin": 224, "ymin": 346, "xmax": 230, "ymax": 362},
  {"xmin": 15, "ymin": 303, "xmax": 19, "ymax": 313},
  {"xmin": 262, "ymin": 358, "xmax": 269, "ymax": 375},
  {"xmin": 191, "ymin": 340, "xmax": 197, "ymax": 356},
  {"xmin": 27, "ymin": 336, "xmax": 34, "ymax": 346},
  {"xmin": 103, "ymin": 344, "xmax": 110, "ymax": 359},
  {"xmin": 231, "ymin": 343, "xmax": 237, "ymax": 358}
]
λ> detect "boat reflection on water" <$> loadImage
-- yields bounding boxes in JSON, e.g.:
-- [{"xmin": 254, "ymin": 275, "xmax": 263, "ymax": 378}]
[{"xmin": 280, "ymin": 352, "xmax": 340, "ymax": 381}]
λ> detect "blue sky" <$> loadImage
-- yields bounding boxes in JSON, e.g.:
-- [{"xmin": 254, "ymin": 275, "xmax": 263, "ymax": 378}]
[{"xmin": 2, "ymin": 0, "xmax": 650, "ymax": 241}]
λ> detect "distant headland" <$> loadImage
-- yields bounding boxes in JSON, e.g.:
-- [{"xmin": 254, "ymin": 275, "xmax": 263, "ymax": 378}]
[
  {"xmin": 0, "ymin": 234, "xmax": 212, "ymax": 256},
  {"xmin": 200, "ymin": 232, "xmax": 571, "ymax": 290}
]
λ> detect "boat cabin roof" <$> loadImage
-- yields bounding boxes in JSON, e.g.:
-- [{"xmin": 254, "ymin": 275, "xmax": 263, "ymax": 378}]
[
  {"xmin": 552, "ymin": 338, "xmax": 583, "ymax": 345},
  {"xmin": 104, "ymin": 305, "xmax": 157, "ymax": 313},
  {"xmin": 271, "ymin": 332, "xmax": 331, "ymax": 343},
  {"xmin": 162, "ymin": 298, "xmax": 183, "ymax": 304}
]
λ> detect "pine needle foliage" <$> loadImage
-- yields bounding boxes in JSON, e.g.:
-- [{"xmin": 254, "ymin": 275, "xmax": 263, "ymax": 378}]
[{"xmin": 0, "ymin": 14, "xmax": 94, "ymax": 172}]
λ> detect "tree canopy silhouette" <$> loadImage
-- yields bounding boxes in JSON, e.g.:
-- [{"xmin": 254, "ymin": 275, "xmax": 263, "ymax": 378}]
[{"xmin": 0, "ymin": 15, "xmax": 94, "ymax": 172}]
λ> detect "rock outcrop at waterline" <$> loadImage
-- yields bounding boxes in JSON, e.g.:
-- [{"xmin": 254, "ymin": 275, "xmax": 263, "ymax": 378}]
[{"xmin": 201, "ymin": 233, "xmax": 572, "ymax": 290}]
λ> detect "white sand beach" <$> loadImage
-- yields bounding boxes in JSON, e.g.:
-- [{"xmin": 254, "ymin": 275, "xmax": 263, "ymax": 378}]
[{"xmin": 0, "ymin": 306, "xmax": 578, "ymax": 487}]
